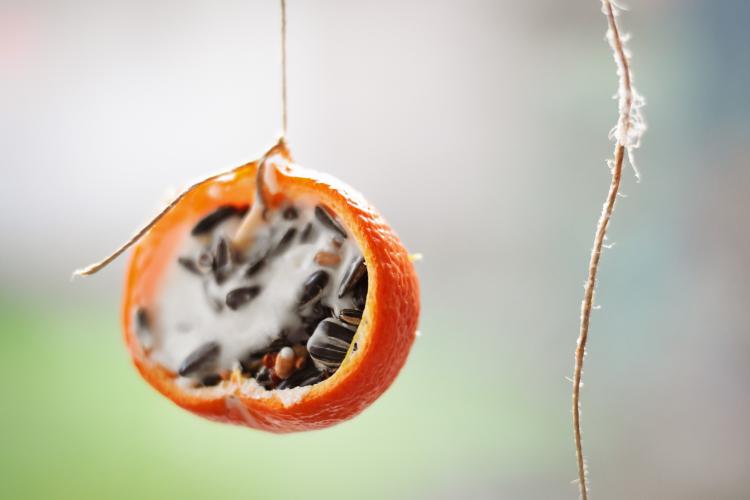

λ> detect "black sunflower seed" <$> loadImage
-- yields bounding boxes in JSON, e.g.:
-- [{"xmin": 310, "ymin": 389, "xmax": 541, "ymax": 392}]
[
  {"xmin": 269, "ymin": 336, "xmax": 292, "ymax": 351},
  {"xmin": 338, "ymin": 255, "xmax": 366, "ymax": 298},
  {"xmin": 200, "ymin": 373, "xmax": 222, "ymax": 387},
  {"xmin": 315, "ymin": 205, "xmax": 347, "ymax": 238},
  {"xmin": 244, "ymin": 256, "xmax": 266, "ymax": 278},
  {"xmin": 301, "ymin": 320, "xmax": 318, "ymax": 336},
  {"xmin": 275, "ymin": 379, "xmax": 289, "ymax": 390},
  {"xmin": 178, "ymin": 341, "xmax": 220, "ymax": 377},
  {"xmin": 136, "ymin": 307, "xmax": 150, "ymax": 330},
  {"xmin": 301, "ymin": 302, "xmax": 334, "ymax": 335},
  {"xmin": 277, "ymin": 364, "xmax": 320, "ymax": 390},
  {"xmin": 211, "ymin": 238, "xmax": 232, "ymax": 285},
  {"xmin": 255, "ymin": 366, "xmax": 270, "ymax": 383},
  {"xmin": 282, "ymin": 206, "xmax": 299, "ymax": 220},
  {"xmin": 306, "ymin": 318, "xmax": 356, "ymax": 370},
  {"xmin": 178, "ymin": 257, "xmax": 203, "ymax": 275},
  {"xmin": 191, "ymin": 205, "xmax": 247, "ymax": 236},
  {"xmin": 300, "ymin": 223, "xmax": 315, "ymax": 243},
  {"xmin": 213, "ymin": 237, "xmax": 230, "ymax": 271},
  {"xmin": 299, "ymin": 270, "xmax": 330, "ymax": 307},
  {"xmin": 338, "ymin": 308, "xmax": 362, "ymax": 326},
  {"xmin": 134, "ymin": 307, "xmax": 153, "ymax": 348},
  {"xmin": 353, "ymin": 273, "xmax": 368, "ymax": 309},
  {"xmin": 300, "ymin": 302, "xmax": 332, "ymax": 329},
  {"xmin": 226, "ymin": 286, "xmax": 262, "ymax": 310},
  {"xmin": 271, "ymin": 227, "xmax": 297, "ymax": 256},
  {"xmin": 311, "ymin": 302, "xmax": 334, "ymax": 320},
  {"xmin": 299, "ymin": 373, "xmax": 327, "ymax": 387}
]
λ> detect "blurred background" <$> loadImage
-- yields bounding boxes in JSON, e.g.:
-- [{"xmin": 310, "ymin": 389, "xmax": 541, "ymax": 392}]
[{"xmin": 1, "ymin": 0, "xmax": 749, "ymax": 499}]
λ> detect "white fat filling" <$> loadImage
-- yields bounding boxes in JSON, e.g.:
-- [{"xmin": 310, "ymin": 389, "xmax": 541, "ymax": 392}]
[{"xmin": 140, "ymin": 201, "xmax": 364, "ymax": 389}]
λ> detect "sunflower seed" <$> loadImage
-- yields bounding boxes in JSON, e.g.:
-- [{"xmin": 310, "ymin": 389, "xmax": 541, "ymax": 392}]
[
  {"xmin": 313, "ymin": 302, "xmax": 334, "ymax": 319},
  {"xmin": 282, "ymin": 206, "xmax": 299, "ymax": 220},
  {"xmin": 136, "ymin": 307, "xmax": 150, "ymax": 330},
  {"xmin": 226, "ymin": 286, "xmax": 261, "ymax": 310},
  {"xmin": 213, "ymin": 237, "xmax": 230, "ymax": 271},
  {"xmin": 307, "ymin": 318, "xmax": 356, "ymax": 370},
  {"xmin": 200, "ymin": 373, "xmax": 222, "ymax": 387},
  {"xmin": 277, "ymin": 363, "xmax": 320, "ymax": 390},
  {"xmin": 353, "ymin": 274, "xmax": 368, "ymax": 309},
  {"xmin": 244, "ymin": 256, "xmax": 266, "ymax": 278},
  {"xmin": 338, "ymin": 308, "xmax": 362, "ymax": 326},
  {"xmin": 300, "ymin": 223, "xmax": 315, "ymax": 242},
  {"xmin": 178, "ymin": 341, "xmax": 220, "ymax": 376},
  {"xmin": 255, "ymin": 366, "xmax": 270, "ymax": 383},
  {"xmin": 315, "ymin": 205, "xmax": 347, "ymax": 238},
  {"xmin": 301, "ymin": 302, "xmax": 334, "ymax": 335},
  {"xmin": 299, "ymin": 270, "xmax": 330, "ymax": 307},
  {"xmin": 212, "ymin": 238, "xmax": 232, "ymax": 285},
  {"xmin": 271, "ymin": 227, "xmax": 297, "ymax": 256},
  {"xmin": 134, "ymin": 307, "xmax": 153, "ymax": 349},
  {"xmin": 191, "ymin": 205, "xmax": 247, "ymax": 236},
  {"xmin": 275, "ymin": 379, "xmax": 289, "ymax": 390},
  {"xmin": 299, "ymin": 373, "xmax": 327, "ymax": 387},
  {"xmin": 338, "ymin": 256, "xmax": 366, "ymax": 298},
  {"xmin": 269, "ymin": 336, "xmax": 292, "ymax": 351}
]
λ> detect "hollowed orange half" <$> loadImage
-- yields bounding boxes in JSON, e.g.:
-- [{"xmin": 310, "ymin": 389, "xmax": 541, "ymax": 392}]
[{"xmin": 121, "ymin": 140, "xmax": 420, "ymax": 432}]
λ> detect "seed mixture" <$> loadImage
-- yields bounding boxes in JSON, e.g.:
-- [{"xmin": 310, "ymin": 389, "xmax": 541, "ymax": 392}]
[{"xmin": 134, "ymin": 200, "xmax": 367, "ymax": 392}]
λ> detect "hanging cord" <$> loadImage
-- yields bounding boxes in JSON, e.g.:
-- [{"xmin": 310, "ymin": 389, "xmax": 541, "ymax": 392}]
[
  {"xmin": 572, "ymin": 2, "xmax": 646, "ymax": 499},
  {"xmin": 280, "ymin": 0, "xmax": 288, "ymax": 137},
  {"xmin": 74, "ymin": 2, "xmax": 292, "ymax": 278},
  {"xmin": 231, "ymin": 1, "xmax": 291, "ymax": 252},
  {"xmin": 73, "ymin": 166, "xmax": 241, "ymax": 277}
]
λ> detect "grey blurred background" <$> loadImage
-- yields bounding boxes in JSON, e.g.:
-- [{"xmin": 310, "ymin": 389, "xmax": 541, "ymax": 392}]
[{"xmin": 1, "ymin": 1, "xmax": 749, "ymax": 499}]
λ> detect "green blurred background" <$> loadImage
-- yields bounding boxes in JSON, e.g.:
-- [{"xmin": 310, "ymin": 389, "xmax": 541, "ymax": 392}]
[{"xmin": 1, "ymin": 1, "xmax": 749, "ymax": 499}]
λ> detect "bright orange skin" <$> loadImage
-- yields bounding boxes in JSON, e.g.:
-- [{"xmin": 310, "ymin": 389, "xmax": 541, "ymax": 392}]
[{"xmin": 122, "ymin": 142, "xmax": 420, "ymax": 433}]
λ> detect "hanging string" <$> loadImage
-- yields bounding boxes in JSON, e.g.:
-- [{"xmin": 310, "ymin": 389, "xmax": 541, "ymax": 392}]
[
  {"xmin": 572, "ymin": 2, "xmax": 646, "ymax": 499},
  {"xmin": 72, "ymin": 165, "xmax": 243, "ymax": 277},
  {"xmin": 74, "ymin": 3, "xmax": 291, "ymax": 277},
  {"xmin": 280, "ymin": 0, "xmax": 288, "ymax": 137}
]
